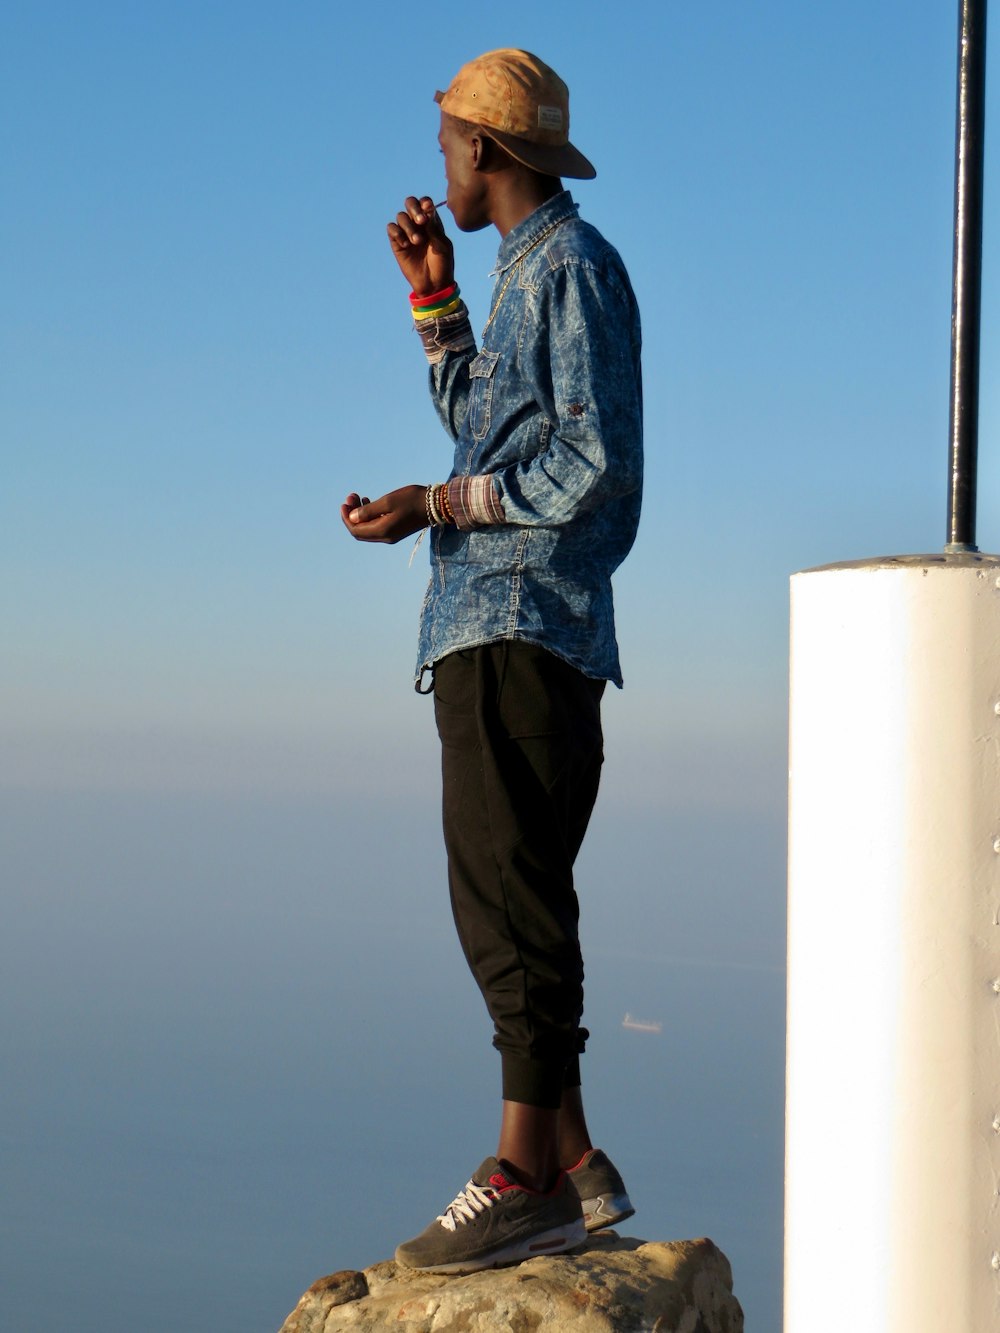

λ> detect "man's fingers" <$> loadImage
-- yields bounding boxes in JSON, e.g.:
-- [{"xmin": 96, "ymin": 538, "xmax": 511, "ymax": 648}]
[
  {"xmin": 417, "ymin": 197, "xmax": 448, "ymax": 238},
  {"xmin": 341, "ymin": 492, "xmax": 374, "ymax": 528},
  {"xmin": 403, "ymin": 194, "xmax": 432, "ymax": 224},
  {"xmin": 390, "ymin": 214, "xmax": 422, "ymax": 247},
  {"xmin": 341, "ymin": 503, "xmax": 386, "ymax": 540},
  {"xmin": 399, "ymin": 196, "xmax": 433, "ymax": 240},
  {"xmin": 342, "ymin": 491, "xmax": 387, "ymax": 524},
  {"xmin": 392, "ymin": 196, "xmax": 447, "ymax": 244},
  {"xmin": 387, "ymin": 221, "xmax": 411, "ymax": 251}
]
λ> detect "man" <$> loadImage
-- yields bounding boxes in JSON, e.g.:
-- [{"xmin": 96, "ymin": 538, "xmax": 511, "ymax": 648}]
[{"xmin": 341, "ymin": 49, "xmax": 643, "ymax": 1274}]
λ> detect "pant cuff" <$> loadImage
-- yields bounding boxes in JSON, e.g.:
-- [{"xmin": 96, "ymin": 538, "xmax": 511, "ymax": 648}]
[
  {"xmin": 501, "ymin": 1053, "xmax": 565, "ymax": 1109},
  {"xmin": 562, "ymin": 1054, "xmax": 582, "ymax": 1090}
]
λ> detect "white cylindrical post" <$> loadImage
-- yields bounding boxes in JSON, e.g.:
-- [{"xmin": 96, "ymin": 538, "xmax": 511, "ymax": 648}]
[{"xmin": 785, "ymin": 554, "xmax": 1000, "ymax": 1332}]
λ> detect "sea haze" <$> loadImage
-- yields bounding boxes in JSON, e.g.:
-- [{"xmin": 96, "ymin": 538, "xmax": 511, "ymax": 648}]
[{"xmin": 1, "ymin": 784, "xmax": 785, "ymax": 1332}]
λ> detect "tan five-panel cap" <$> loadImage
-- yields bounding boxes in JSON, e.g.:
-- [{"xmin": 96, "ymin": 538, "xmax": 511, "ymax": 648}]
[{"xmin": 435, "ymin": 48, "xmax": 596, "ymax": 181}]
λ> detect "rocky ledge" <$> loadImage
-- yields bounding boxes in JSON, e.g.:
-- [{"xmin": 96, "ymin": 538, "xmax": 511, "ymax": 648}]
[{"xmin": 278, "ymin": 1232, "xmax": 743, "ymax": 1332}]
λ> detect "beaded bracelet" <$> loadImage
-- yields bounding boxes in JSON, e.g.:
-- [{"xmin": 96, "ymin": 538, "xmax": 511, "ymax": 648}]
[{"xmin": 424, "ymin": 482, "xmax": 453, "ymax": 527}]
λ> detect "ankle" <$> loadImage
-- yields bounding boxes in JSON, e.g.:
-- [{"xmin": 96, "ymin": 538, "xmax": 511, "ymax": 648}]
[
  {"xmin": 558, "ymin": 1125, "xmax": 594, "ymax": 1169},
  {"xmin": 499, "ymin": 1156, "xmax": 560, "ymax": 1193},
  {"xmin": 557, "ymin": 1085, "xmax": 593, "ymax": 1169},
  {"xmin": 497, "ymin": 1099, "xmax": 560, "ymax": 1192},
  {"xmin": 559, "ymin": 1143, "xmax": 593, "ymax": 1171}
]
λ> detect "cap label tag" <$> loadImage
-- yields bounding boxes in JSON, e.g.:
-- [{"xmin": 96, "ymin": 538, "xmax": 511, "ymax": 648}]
[{"xmin": 537, "ymin": 105, "xmax": 563, "ymax": 131}]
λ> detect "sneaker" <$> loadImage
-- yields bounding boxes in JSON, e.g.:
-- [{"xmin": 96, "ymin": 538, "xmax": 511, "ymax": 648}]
[
  {"xmin": 567, "ymin": 1148, "xmax": 635, "ymax": 1231},
  {"xmin": 394, "ymin": 1157, "xmax": 587, "ymax": 1274}
]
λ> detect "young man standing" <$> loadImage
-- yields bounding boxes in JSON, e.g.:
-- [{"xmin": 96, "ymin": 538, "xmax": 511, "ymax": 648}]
[{"xmin": 341, "ymin": 49, "xmax": 643, "ymax": 1273}]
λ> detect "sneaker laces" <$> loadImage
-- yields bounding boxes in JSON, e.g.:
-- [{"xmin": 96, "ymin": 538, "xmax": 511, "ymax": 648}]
[{"xmin": 436, "ymin": 1177, "xmax": 501, "ymax": 1232}]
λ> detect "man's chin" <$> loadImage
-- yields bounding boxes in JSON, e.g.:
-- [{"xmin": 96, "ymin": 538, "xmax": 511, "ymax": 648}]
[{"xmin": 451, "ymin": 209, "xmax": 491, "ymax": 235}]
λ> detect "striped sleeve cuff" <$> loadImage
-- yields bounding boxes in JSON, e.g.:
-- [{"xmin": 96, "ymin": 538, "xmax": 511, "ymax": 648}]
[
  {"xmin": 446, "ymin": 474, "xmax": 505, "ymax": 530},
  {"xmin": 414, "ymin": 302, "xmax": 476, "ymax": 365}
]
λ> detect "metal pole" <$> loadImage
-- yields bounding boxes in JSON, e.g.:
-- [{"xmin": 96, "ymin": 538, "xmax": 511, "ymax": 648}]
[{"xmin": 947, "ymin": 0, "xmax": 988, "ymax": 552}]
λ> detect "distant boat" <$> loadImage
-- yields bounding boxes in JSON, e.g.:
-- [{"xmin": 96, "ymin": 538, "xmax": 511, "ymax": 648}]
[{"xmin": 622, "ymin": 1012, "xmax": 662, "ymax": 1034}]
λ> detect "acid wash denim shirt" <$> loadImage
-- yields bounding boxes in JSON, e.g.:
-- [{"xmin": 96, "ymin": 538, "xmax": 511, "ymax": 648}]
[{"xmin": 415, "ymin": 190, "xmax": 643, "ymax": 689}]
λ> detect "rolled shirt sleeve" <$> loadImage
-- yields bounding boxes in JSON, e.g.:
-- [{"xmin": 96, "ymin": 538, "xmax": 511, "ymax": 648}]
[{"xmin": 418, "ymin": 303, "xmax": 477, "ymax": 441}]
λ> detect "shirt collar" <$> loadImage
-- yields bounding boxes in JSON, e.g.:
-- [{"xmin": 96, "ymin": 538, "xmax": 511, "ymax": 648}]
[{"xmin": 492, "ymin": 191, "xmax": 579, "ymax": 275}]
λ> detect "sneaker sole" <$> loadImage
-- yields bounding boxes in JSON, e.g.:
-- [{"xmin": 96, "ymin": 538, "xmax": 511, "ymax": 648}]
[
  {"xmin": 580, "ymin": 1193, "xmax": 635, "ymax": 1232},
  {"xmin": 399, "ymin": 1217, "xmax": 588, "ymax": 1275}
]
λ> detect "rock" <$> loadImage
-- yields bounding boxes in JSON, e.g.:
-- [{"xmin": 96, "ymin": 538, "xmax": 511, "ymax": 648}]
[{"xmin": 277, "ymin": 1232, "xmax": 744, "ymax": 1332}]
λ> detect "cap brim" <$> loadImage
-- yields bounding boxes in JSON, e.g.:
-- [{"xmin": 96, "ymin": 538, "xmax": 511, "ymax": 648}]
[{"xmin": 481, "ymin": 125, "xmax": 596, "ymax": 181}]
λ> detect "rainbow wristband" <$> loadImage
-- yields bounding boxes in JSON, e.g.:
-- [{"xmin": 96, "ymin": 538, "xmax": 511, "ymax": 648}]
[
  {"xmin": 410, "ymin": 283, "xmax": 461, "ymax": 320},
  {"xmin": 412, "ymin": 297, "xmax": 463, "ymax": 321},
  {"xmin": 409, "ymin": 282, "xmax": 458, "ymax": 308}
]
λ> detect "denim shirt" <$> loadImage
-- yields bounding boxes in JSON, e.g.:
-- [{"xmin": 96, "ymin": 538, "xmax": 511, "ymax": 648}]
[{"xmin": 416, "ymin": 191, "xmax": 643, "ymax": 688}]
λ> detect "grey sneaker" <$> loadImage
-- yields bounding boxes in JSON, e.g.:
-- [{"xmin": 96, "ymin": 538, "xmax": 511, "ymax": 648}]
[
  {"xmin": 567, "ymin": 1148, "xmax": 635, "ymax": 1231},
  {"xmin": 394, "ymin": 1157, "xmax": 586, "ymax": 1274}
]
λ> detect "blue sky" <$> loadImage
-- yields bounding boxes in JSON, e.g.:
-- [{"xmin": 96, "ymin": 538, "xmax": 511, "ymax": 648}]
[
  {"xmin": 2, "ymin": 3, "xmax": 997, "ymax": 1329},
  {"xmin": 4, "ymin": 0, "xmax": 997, "ymax": 794}
]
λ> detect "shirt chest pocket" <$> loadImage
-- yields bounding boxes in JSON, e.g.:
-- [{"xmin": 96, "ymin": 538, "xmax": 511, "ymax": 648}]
[{"xmin": 467, "ymin": 349, "xmax": 500, "ymax": 442}]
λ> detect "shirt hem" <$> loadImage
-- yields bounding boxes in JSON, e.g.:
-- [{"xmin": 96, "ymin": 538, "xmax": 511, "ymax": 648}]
[{"xmin": 415, "ymin": 630, "xmax": 623, "ymax": 689}]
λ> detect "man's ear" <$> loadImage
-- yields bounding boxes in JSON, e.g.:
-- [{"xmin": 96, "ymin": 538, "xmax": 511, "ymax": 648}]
[{"xmin": 471, "ymin": 133, "xmax": 504, "ymax": 174}]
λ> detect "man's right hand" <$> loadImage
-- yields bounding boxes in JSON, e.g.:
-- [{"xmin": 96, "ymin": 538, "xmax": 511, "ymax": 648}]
[
  {"xmin": 387, "ymin": 197, "xmax": 455, "ymax": 296},
  {"xmin": 340, "ymin": 487, "xmax": 429, "ymax": 545}
]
